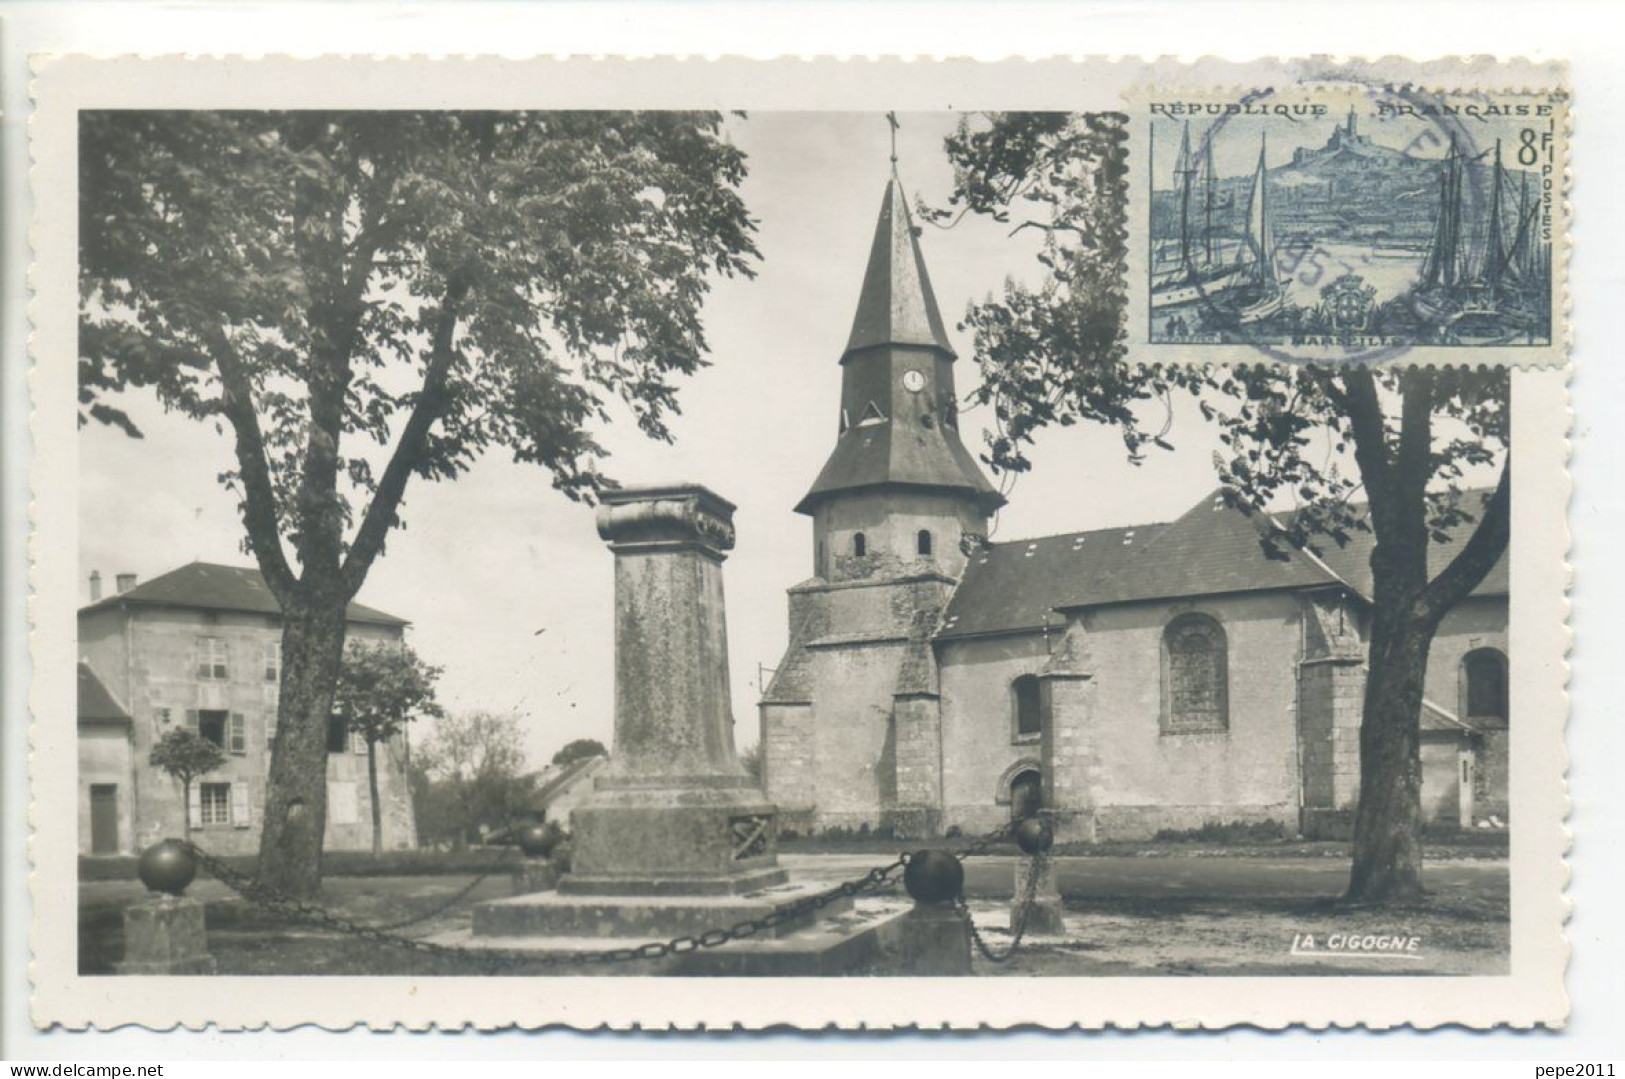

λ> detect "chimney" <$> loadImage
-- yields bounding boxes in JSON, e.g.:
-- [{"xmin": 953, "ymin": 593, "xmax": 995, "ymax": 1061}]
[
  {"xmin": 88, "ymin": 571, "xmax": 102, "ymax": 602},
  {"xmin": 115, "ymin": 573, "xmax": 137, "ymax": 594}
]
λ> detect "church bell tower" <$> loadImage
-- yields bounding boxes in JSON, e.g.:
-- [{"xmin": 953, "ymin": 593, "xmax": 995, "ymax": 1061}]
[
  {"xmin": 759, "ymin": 169, "xmax": 1004, "ymax": 839},
  {"xmin": 796, "ymin": 175, "xmax": 1006, "ymax": 577}
]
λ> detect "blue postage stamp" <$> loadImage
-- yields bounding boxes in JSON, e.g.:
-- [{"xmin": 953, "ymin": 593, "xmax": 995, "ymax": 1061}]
[{"xmin": 1128, "ymin": 82, "xmax": 1569, "ymax": 365}]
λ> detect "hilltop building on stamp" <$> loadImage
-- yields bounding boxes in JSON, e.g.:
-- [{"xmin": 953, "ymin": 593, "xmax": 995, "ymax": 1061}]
[
  {"xmin": 76, "ymin": 562, "xmax": 418, "ymax": 856},
  {"xmin": 758, "ymin": 174, "xmax": 1509, "ymax": 841}
]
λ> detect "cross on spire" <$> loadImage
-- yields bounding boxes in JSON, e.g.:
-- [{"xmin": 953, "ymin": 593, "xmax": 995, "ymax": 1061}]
[{"xmin": 886, "ymin": 111, "xmax": 900, "ymax": 165}]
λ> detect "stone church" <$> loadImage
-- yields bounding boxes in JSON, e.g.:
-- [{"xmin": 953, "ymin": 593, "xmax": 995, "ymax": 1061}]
[{"xmin": 758, "ymin": 176, "xmax": 1509, "ymax": 842}]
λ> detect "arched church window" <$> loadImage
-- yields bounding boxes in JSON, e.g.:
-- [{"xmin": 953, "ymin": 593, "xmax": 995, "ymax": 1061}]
[
  {"xmin": 852, "ymin": 532, "xmax": 867, "ymax": 558},
  {"xmin": 1462, "ymin": 648, "xmax": 1508, "ymax": 725},
  {"xmin": 1161, "ymin": 613, "xmax": 1228, "ymax": 733},
  {"xmin": 1012, "ymin": 674, "xmax": 1042, "ymax": 740},
  {"xmin": 917, "ymin": 529, "xmax": 933, "ymax": 557}
]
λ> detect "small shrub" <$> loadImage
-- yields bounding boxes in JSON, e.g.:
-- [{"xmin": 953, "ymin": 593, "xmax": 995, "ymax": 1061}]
[{"xmin": 1152, "ymin": 819, "xmax": 1289, "ymax": 844}]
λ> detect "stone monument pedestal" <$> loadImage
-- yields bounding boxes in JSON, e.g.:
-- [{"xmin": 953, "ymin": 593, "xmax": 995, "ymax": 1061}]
[
  {"xmin": 465, "ymin": 485, "xmax": 888, "ymax": 968},
  {"xmin": 1012, "ymin": 854, "xmax": 1066, "ymax": 936},
  {"xmin": 510, "ymin": 861, "xmax": 560, "ymax": 896},
  {"xmin": 116, "ymin": 895, "xmax": 216, "ymax": 975}
]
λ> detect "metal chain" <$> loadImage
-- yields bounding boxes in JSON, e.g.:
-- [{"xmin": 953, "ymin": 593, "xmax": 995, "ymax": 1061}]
[
  {"xmin": 361, "ymin": 852, "xmax": 521, "ymax": 931},
  {"xmin": 180, "ymin": 821, "xmax": 1015, "ymax": 970},
  {"xmin": 957, "ymin": 853, "xmax": 1043, "ymax": 964},
  {"xmin": 181, "ymin": 841, "xmax": 913, "ymax": 969}
]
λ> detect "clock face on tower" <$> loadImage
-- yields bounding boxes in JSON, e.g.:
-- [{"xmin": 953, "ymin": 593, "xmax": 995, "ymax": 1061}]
[{"xmin": 902, "ymin": 369, "xmax": 926, "ymax": 393}]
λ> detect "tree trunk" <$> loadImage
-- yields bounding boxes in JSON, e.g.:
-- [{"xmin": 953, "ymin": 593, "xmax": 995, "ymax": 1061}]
[
  {"xmin": 1346, "ymin": 606, "xmax": 1435, "ymax": 903},
  {"xmin": 181, "ymin": 778, "xmax": 192, "ymax": 842},
  {"xmin": 257, "ymin": 597, "xmax": 349, "ymax": 898},
  {"xmin": 367, "ymin": 738, "xmax": 383, "ymax": 857}
]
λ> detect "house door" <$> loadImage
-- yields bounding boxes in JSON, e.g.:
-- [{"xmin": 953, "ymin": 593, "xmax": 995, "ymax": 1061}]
[
  {"xmin": 89, "ymin": 784, "xmax": 119, "ymax": 855},
  {"xmin": 1010, "ymin": 770, "xmax": 1043, "ymax": 821}
]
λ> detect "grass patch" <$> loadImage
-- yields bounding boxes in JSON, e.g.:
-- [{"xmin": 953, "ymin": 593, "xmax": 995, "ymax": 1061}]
[{"xmin": 80, "ymin": 847, "xmax": 520, "ymax": 883}]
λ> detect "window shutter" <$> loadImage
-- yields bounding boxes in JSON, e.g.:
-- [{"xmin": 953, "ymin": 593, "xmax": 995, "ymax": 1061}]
[
  {"xmin": 231, "ymin": 783, "xmax": 251, "ymax": 828},
  {"xmin": 229, "ymin": 713, "xmax": 247, "ymax": 754},
  {"xmin": 186, "ymin": 784, "xmax": 202, "ymax": 829},
  {"xmin": 184, "ymin": 709, "xmax": 199, "ymax": 733}
]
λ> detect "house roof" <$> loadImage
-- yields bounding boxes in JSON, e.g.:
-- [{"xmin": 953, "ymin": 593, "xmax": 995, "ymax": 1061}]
[
  {"xmin": 78, "ymin": 562, "xmax": 409, "ymax": 627},
  {"xmin": 937, "ymin": 487, "xmax": 1506, "ymax": 641},
  {"xmin": 529, "ymin": 754, "xmax": 606, "ymax": 810},
  {"xmin": 78, "ymin": 662, "xmax": 130, "ymax": 723},
  {"xmin": 1421, "ymin": 699, "xmax": 1475, "ymax": 735}
]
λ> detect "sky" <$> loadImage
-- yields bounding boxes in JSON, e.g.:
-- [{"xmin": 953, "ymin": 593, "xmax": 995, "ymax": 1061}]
[{"xmin": 77, "ymin": 111, "xmax": 1282, "ymax": 770}]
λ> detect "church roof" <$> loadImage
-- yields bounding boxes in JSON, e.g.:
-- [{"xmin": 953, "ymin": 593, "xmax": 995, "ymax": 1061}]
[
  {"xmin": 77, "ymin": 662, "xmax": 131, "ymax": 723},
  {"xmin": 843, "ymin": 176, "xmax": 956, "ymax": 359},
  {"xmin": 937, "ymin": 487, "xmax": 1507, "ymax": 640},
  {"xmin": 78, "ymin": 561, "xmax": 408, "ymax": 627},
  {"xmin": 796, "ymin": 413, "xmax": 1006, "ymax": 514}
]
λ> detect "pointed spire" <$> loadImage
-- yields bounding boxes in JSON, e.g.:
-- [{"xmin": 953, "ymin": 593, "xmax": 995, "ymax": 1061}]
[{"xmin": 843, "ymin": 176, "xmax": 956, "ymax": 358}]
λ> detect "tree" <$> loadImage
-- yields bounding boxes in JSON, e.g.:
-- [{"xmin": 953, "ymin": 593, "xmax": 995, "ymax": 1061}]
[
  {"xmin": 415, "ymin": 711, "xmax": 534, "ymax": 847},
  {"xmin": 148, "ymin": 728, "xmax": 228, "ymax": 841},
  {"xmin": 79, "ymin": 111, "xmax": 759, "ymax": 895},
  {"xmin": 549, "ymin": 737, "xmax": 606, "ymax": 768},
  {"xmin": 934, "ymin": 112, "xmax": 1510, "ymax": 904},
  {"xmin": 333, "ymin": 640, "xmax": 444, "ymax": 855},
  {"xmin": 739, "ymin": 741, "xmax": 764, "ymax": 785}
]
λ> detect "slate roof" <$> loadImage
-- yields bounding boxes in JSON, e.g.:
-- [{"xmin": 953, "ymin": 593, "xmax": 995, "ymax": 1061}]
[
  {"xmin": 1279, "ymin": 488, "xmax": 1509, "ymax": 599},
  {"xmin": 938, "ymin": 487, "xmax": 1506, "ymax": 641},
  {"xmin": 77, "ymin": 662, "xmax": 130, "ymax": 723},
  {"xmin": 797, "ymin": 413, "xmax": 1006, "ymax": 515},
  {"xmin": 78, "ymin": 561, "xmax": 408, "ymax": 627},
  {"xmin": 844, "ymin": 176, "xmax": 956, "ymax": 358}
]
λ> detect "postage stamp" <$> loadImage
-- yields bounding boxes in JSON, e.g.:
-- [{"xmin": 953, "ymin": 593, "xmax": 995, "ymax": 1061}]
[
  {"xmin": 1123, "ymin": 67, "xmax": 1571, "ymax": 366},
  {"xmin": 28, "ymin": 56, "xmax": 1569, "ymax": 1031}
]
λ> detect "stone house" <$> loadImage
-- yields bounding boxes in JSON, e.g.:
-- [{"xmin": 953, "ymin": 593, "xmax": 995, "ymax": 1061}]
[
  {"xmin": 758, "ymin": 176, "xmax": 1509, "ymax": 841},
  {"xmin": 77, "ymin": 562, "xmax": 419, "ymax": 856}
]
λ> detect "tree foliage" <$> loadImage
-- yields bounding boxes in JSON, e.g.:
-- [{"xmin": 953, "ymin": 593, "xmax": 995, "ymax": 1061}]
[
  {"xmin": 148, "ymin": 728, "xmax": 228, "ymax": 839},
  {"xmin": 936, "ymin": 112, "xmax": 1511, "ymax": 903},
  {"xmin": 79, "ymin": 110, "xmax": 758, "ymax": 893},
  {"xmin": 549, "ymin": 737, "xmax": 607, "ymax": 768},
  {"xmin": 413, "ymin": 711, "xmax": 535, "ymax": 847},
  {"xmin": 335, "ymin": 640, "xmax": 443, "ymax": 854}
]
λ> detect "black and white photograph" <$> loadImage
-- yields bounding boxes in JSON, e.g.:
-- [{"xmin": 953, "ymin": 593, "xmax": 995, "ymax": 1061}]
[{"xmin": 16, "ymin": 52, "xmax": 1576, "ymax": 1037}]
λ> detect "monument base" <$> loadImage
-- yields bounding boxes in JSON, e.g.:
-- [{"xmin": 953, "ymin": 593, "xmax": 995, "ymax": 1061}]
[
  {"xmin": 440, "ymin": 899, "xmax": 914, "ymax": 976},
  {"xmin": 472, "ymin": 877, "xmax": 840, "ymax": 940},
  {"xmin": 116, "ymin": 895, "xmax": 216, "ymax": 976}
]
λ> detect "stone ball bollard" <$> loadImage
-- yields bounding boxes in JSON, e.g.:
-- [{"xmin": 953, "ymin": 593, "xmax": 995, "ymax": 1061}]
[
  {"xmin": 893, "ymin": 849, "xmax": 970, "ymax": 976},
  {"xmin": 138, "ymin": 838, "xmax": 197, "ymax": 896},
  {"xmin": 903, "ymin": 849, "xmax": 964, "ymax": 906},
  {"xmin": 1014, "ymin": 816, "xmax": 1054, "ymax": 856},
  {"xmin": 516, "ymin": 823, "xmax": 557, "ymax": 859}
]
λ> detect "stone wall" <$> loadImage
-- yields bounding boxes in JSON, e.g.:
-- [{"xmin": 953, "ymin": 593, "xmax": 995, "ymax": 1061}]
[
  {"xmin": 78, "ymin": 607, "xmax": 417, "ymax": 855},
  {"xmin": 1425, "ymin": 596, "xmax": 1510, "ymax": 820}
]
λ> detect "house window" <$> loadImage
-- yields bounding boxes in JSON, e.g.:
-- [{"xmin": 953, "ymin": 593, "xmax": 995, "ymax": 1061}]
[
  {"xmin": 199, "ymin": 782, "xmax": 232, "ymax": 827},
  {"xmin": 197, "ymin": 709, "xmax": 228, "ymax": 749},
  {"xmin": 1462, "ymin": 648, "xmax": 1508, "ymax": 725},
  {"xmin": 917, "ymin": 529, "xmax": 933, "ymax": 557},
  {"xmin": 327, "ymin": 714, "xmax": 350, "ymax": 754},
  {"xmin": 1012, "ymin": 674, "xmax": 1042, "ymax": 740},
  {"xmin": 853, "ymin": 532, "xmax": 867, "ymax": 558},
  {"xmin": 196, "ymin": 636, "xmax": 228, "ymax": 681},
  {"xmin": 264, "ymin": 640, "xmax": 281, "ymax": 683},
  {"xmin": 1162, "ymin": 613, "xmax": 1229, "ymax": 733}
]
